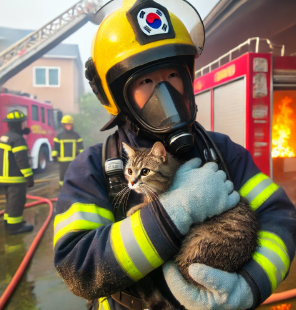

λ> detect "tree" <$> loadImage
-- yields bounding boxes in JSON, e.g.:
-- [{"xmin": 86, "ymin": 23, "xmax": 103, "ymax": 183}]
[{"xmin": 71, "ymin": 93, "xmax": 115, "ymax": 148}]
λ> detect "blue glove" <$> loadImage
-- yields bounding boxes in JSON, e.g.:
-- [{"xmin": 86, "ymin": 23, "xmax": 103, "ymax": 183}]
[
  {"xmin": 163, "ymin": 261, "xmax": 254, "ymax": 310},
  {"xmin": 159, "ymin": 158, "xmax": 240, "ymax": 235}
]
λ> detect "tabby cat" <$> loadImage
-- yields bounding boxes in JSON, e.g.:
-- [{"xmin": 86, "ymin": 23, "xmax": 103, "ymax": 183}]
[{"xmin": 117, "ymin": 141, "xmax": 259, "ymax": 310}]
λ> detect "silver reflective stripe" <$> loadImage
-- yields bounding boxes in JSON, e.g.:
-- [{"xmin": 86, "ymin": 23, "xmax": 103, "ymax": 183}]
[
  {"xmin": 257, "ymin": 246, "xmax": 285, "ymax": 287},
  {"xmin": 54, "ymin": 212, "xmax": 113, "ymax": 234},
  {"xmin": 120, "ymin": 216, "xmax": 154, "ymax": 275},
  {"xmin": 101, "ymin": 304, "xmax": 105, "ymax": 310},
  {"xmin": 245, "ymin": 178, "xmax": 273, "ymax": 202}
]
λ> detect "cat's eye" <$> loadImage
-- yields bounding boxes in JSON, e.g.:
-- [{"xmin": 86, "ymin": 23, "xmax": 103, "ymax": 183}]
[
  {"xmin": 141, "ymin": 168, "xmax": 150, "ymax": 176},
  {"xmin": 128, "ymin": 168, "xmax": 133, "ymax": 175}
]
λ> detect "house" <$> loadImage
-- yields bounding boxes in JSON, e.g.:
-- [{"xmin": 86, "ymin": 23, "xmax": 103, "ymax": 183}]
[{"xmin": 0, "ymin": 26, "xmax": 84, "ymax": 114}]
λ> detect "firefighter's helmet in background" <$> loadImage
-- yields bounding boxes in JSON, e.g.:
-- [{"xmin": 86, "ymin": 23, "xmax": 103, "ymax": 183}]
[
  {"xmin": 85, "ymin": 0, "xmax": 205, "ymax": 153},
  {"xmin": 61, "ymin": 115, "xmax": 74, "ymax": 124},
  {"xmin": 2, "ymin": 110, "xmax": 28, "ymax": 123}
]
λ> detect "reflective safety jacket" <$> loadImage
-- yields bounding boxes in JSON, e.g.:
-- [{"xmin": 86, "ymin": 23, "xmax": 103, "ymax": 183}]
[
  {"xmin": 54, "ymin": 124, "xmax": 296, "ymax": 310},
  {"xmin": 0, "ymin": 131, "xmax": 33, "ymax": 185},
  {"xmin": 52, "ymin": 130, "xmax": 83, "ymax": 162}
]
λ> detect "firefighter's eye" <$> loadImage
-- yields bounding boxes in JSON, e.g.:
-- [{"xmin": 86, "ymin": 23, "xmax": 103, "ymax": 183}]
[
  {"xmin": 140, "ymin": 78, "xmax": 153, "ymax": 85},
  {"xmin": 128, "ymin": 168, "xmax": 133, "ymax": 175},
  {"xmin": 169, "ymin": 72, "xmax": 178, "ymax": 78},
  {"xmin": 141, "ymin": 168, "xmax": 150, "ymax": 176}
]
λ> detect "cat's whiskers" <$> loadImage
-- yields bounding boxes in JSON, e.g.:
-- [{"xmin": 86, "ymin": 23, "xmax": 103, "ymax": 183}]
[
  {"xmin": 123, "ymin": 188, "xmax": 131, "ymax": 214},
  {"xmin": 117, "ymin": 188, "xmax": 131, "ymax": 208},
  {"xmin": 143, "ymin": 185, "xmax": 162, "ymax": 209},
  {"xmin": 113, "ymin": 187, "xmax": 130, "ymax": 209}
]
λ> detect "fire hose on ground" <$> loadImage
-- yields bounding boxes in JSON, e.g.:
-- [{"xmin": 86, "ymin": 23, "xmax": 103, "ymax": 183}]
[
  {"xmin": 0, "ymin": 196, "xmax": 295, "ymax": 309},
  {"xmin": 0, "ymin": 195, "xmax": 57, "ymax": 310}
]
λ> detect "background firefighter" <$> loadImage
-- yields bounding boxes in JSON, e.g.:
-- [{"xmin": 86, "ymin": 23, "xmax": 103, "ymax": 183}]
[
  {"xmin": 0, "ymin": 110, "xmax": 34, "ymax": 235},
  {"xmin": 51, "ymin": 115, "xmax": 84, "ymax": 187}
]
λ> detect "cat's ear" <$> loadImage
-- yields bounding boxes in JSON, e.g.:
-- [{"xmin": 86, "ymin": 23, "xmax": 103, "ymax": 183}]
[
  {"xmin": 149, "ymin": 142, "xmax": 167, "ymax": 162},
  {"xmin": 122, "ymin": 142, "xmax": 135, "ymax": 158}
]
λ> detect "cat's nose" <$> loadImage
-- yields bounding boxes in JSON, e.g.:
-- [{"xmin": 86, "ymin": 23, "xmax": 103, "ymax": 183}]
[{"xmin": 130, "ymin": 181, "xmax": 134, "ymax": 186}]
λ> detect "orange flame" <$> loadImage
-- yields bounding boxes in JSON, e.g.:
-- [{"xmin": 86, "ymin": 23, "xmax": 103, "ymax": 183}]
[
  {"xmin": 271, "ymin": 304, "xmax": 291, "ymax": 310},
  {"xmin": 272, "ymin": 96, "xmax": 295, "ymax": 158}
]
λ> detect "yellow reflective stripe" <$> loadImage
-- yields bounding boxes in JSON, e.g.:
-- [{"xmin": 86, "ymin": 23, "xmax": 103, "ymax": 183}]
[
  {"xmin": 250, "ymin": 183, "xmax": 279, "ymax": 210},
  {"xmin": 60, "ymin": 141, "xmax": 64, "ymax": 158},
  {"xmin": 60, "ymin": 139, "xmax": 77, "ymax": 143},
  {"xmin": 239, "ymin": 173, "xmax": 268, "ymax": 197},
  {"xmin": 259, "ymin": 231, "xmax": 288, "ymax": 254},
  {"xmin": 59, "ymin": 181, "xmax": 63, "ymax": 186},
  {"xmin": 5, "ymin": 150, "xmax": 9, "ymax": 177},
  {"xmin": 12, "ymin": 145, "xmax": 28, "ymax": 153},
  {"xmin": 7, "ymin": 216, "xmax": 23, "ymax": 224},
  {"xmin": 239, "ymin": 173, "xmax": 279, "ymax": 211},
  {"xmin": 53, "ymin": 203, "xmax": 115, "ymax": 247},
  {"xmin": 253, "ymin": 252, "xmax": 278, "ymax": 292},
  {"xmin": 54, "ymin": 138, "xmax": 60, "ymax": 143},
  {"xmin": 258, "ymin": 238, "xmax": 290, "ymax": 276},
  {"xmin": 3, "ymin": 150, "xmax": 7, "ymax": 177},
  {"xmin": 131, "ymin": 211, "xmax": 163, "ymax": 268},
  {"xmin": 54, "ymin": 220, "xmax": 103, "ymax": 247},
  {"xmin": 99, "ymin": 298, "xmax": 111, "ymax": 310},
  {"xmin": 54, "ymin": 203, "xmax": 114, "ymax": 228},
  {"xmin": 4, "ymin": 213, "xmax": 8, "ymax": 220},
  {"xmin": 111, "ymin": 221, "xmax": 143, "ymax": 281},
  {"xmin": 0, "ymin": 176, "xmax": 26, "ymax": 183},
  {"xmin": 73, "ymin": 140, "xmax": 76, "ymax": 158},
  {"xmin": 52, "ymin": 150, "xmax": 58, "ymax": 157},
  {"xmin": 0, "ymin": 143, "xmax": 12, "ymax": 151},
  {"xmin": 58, "ymin": 157, "xmax": 75, "ymax": 162},
  {"xmin": 21, "ymin": 168, "xmax": 33, "ymax": 177},
  {"xmin": 79, "ymin": 149, "xmax": 83, "ymax": 153},
  {"xmin": 77, "ymin": 138, "xmax": 83, "ymax": 142}
]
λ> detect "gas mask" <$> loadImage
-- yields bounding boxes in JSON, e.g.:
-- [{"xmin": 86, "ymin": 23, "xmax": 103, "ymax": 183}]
[{"xmin": 124, "ymin": 61, "xmax": 196, "ymax": 154}]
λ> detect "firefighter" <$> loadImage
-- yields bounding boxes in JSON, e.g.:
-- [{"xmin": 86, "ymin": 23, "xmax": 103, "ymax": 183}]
[
  {"xmin": 1, "ymin": 110, "xmax": 34, "ymax": 235},
  {"xmin": 51, "ymin": 115, "xmax": 83, "ymax": 187},
  {"xmin": 54, "ymin": 1, "xmax": 296, "ymax": 309}
]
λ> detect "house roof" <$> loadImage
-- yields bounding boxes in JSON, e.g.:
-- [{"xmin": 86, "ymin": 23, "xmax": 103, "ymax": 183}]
[
  {"xmin": 0, "ymin": 26, "xmax": 81, "ymax": 59},
  {"xmin": 0, "ymin": 26, "xmax": 84, "ymax": 94}
]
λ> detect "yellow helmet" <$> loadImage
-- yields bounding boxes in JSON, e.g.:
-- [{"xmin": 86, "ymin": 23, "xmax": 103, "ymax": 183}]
[
  {"xmin": 61, "ymin": 115, "xmax": 74, "ymax": 124},
  {"xmin": 85, "ymin": 0, "xmax": 205, "ymax": 117},
  {"xmin": 3, "ymin": 110, "xmax": 27, "ymax": 122}
]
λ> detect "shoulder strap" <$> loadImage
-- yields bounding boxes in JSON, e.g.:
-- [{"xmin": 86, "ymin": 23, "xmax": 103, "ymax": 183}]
[{"xmin": 102, "ymin": 131, "xmax": 128, "ymax": 221}]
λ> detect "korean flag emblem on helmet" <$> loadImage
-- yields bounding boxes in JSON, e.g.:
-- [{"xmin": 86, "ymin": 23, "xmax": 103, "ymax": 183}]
[
  {"xmin": 138, "ymin": 8, "xmax": 169, "ymax": 36},
  {"xmin": 127, "ymin": 0, "xmax": 175, "ymax": 45}
]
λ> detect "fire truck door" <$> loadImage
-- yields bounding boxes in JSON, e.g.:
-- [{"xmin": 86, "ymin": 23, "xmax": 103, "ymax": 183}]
[
  {"xmin": 213, "ymin": 78, "xmax": 246, "ymax": 147},
  {"xmin": 195, "ymin": 90, "xmax": 211, "ymax": 131}
]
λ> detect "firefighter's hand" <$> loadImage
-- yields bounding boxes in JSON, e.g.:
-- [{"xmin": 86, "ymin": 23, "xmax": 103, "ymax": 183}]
[
  {"xmin": 26, "ymin": 175, "xmax": 34, "ymax": 188},
  {"xmin": 163, "ymin": 260, "xmax": 254, "ymax": 310},
  {"xmin": 159, "ymin": 158, "xmax": 240, "ymax": 235}
]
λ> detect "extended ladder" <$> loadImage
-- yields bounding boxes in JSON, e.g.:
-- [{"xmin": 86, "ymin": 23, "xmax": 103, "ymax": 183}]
[{"xmin": 0, "ymin": 0, "xmax": 103, "ymax": 86}]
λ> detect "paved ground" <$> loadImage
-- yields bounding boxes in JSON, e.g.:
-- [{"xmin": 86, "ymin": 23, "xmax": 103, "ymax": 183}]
[{"xmin": 0, "ymin": 163, "xmax": 295, "ymax": 310}]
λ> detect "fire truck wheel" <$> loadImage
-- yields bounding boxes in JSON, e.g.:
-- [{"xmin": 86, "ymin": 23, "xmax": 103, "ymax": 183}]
[{"xmin": 37, "ymin": 146, "xmax": 49, "ymax": 172}]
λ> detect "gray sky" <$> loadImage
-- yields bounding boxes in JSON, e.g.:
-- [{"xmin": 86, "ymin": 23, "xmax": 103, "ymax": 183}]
[{"xmin": 0, "ymin": 0, "xmax": 219, "ymax": 92}]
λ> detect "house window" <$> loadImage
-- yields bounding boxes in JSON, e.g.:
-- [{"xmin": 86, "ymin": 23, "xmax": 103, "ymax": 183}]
[
  {"xmin": 41, "ymin": 107, "xmax": 45, "ymax": 123},
  {"xmin": 32, "ymin": 105, "xmax": 39, "ymax": 121},
  {"xmin": 33, "ymin": 67, "xmax": 60, "ymax": 87},
  {"xmin": 47, "ymin": 109, "xmax": 52, "ymax": 126}
]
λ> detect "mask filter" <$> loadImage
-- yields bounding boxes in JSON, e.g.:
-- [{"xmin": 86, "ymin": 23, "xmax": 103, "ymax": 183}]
[{"xmin": 168, "ymin": 131, "xmax": 194, "ymax": 154}]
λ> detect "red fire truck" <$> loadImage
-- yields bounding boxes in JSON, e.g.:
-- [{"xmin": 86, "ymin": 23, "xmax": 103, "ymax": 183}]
[
  {"xmin": 194, "ymin": 38, "xmax": 296, "ymax": 181},
  {"xmin": 0, "ymin": 93, "xmax": 63, "ymax": 171}
]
